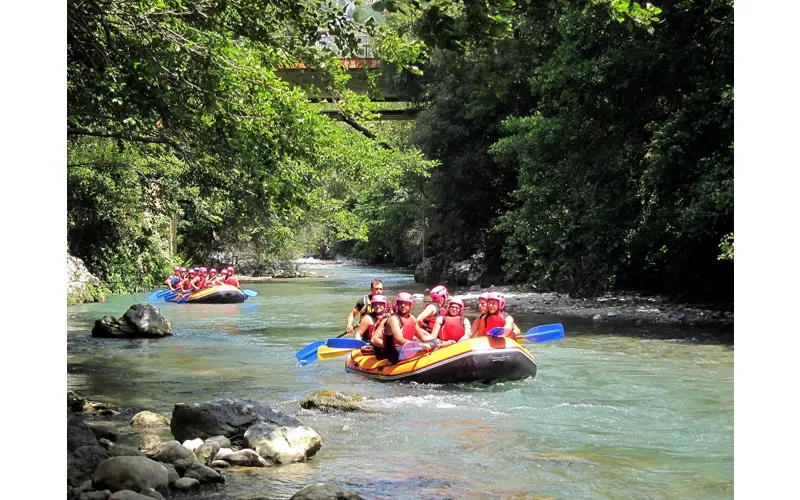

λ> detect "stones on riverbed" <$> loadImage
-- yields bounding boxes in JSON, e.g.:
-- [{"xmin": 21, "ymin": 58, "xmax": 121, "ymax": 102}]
[
  {"xmin": 92, "ymin": 304, "xmax": 172, "ymax": 338},
  {"xmin": 289, "ymin": 482, "xmax": 363, "ymax": 500},
  {"xmin": 245, "ymin": 423, "xmax": 322, "ymax": 464},
  {"xmin": 91, "ymin": 456, "xmax": 170, "ymax": 494},
  {"xmin": 299, "ymin": 390, "xmax": 367, "ymax": 412}
]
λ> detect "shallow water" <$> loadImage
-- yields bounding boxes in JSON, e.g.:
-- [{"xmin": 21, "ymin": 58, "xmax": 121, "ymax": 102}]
[{"xmin": 67, "ymin": 263, "xmax": 734, "ymax": 499}]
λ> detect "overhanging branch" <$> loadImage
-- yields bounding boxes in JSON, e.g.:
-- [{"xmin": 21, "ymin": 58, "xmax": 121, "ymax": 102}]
[
  {"xmin": 68, "ymin": 127, "xmax": 181, "ymax": 148},
  {"xmin": 339, "ymin": 116, "xmax": 391, "ymax": 149}
]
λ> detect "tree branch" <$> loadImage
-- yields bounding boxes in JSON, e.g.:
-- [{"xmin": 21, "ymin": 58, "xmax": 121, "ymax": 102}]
[
  {"xmin": 68, "ymin": 127, "xmax": 182, "ymax": 148},
  {"xmin": 339, "ymin": 116, "xmax": 392, "ymax": 149}
]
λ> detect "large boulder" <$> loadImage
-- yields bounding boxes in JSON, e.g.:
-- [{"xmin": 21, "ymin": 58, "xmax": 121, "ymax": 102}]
[
  {"xmin": 92, "ymin": 304, "xmax": 172, "ymax": 338},
  {"xmin": 131, "ymin": 411, "xmax": 170, "ymax": 428},
  {"xmin": 147, "ymin": 441, "xmax": 196, "ymax": 464},
  {"xmin": 68, "ymin": 254, "xmax": 106, "ymax": 305},
  {"xmin": 92, "ymin": 456, "xmax": 170, "ymax": 493},
  {"xmin": 245, "ymin": 423, "xmax": 322, "ymax": 464},
  {"xmin": 68, "ymin": 445, "xmax": 110, "ymax": 487},
  {"xmin": 289, "ymin": 483, "xmax": 363, "ymax": 500},
  {"xmin": 69, "ymin": 415, "xmax": 100, "ymax": 452},
  {"xmin": 169, "ymin": 399, "xmax": 302, "ymax": 443}
]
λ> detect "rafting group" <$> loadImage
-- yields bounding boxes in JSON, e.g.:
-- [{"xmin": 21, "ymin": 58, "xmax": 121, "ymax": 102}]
[
  {"xmin": 343, "ymin": 280, "xmax": 522, "ymax": 365},
  {"xmin": 164, "ymin": 265, "xmax": 240, "ymax": 292}
]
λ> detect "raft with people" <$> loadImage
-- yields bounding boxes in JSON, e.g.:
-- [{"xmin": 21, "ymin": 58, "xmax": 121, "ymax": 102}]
[
  {"xmin": 343, "ymin": 335, "xmax": 538, "ymax": 384},
  {"xmin": 149, "ymin": 264, "xmax": 257, "ymax": 304},
  {"xmin": 164, "ymin": 284, "xmax": 247, "ymax": 304}
]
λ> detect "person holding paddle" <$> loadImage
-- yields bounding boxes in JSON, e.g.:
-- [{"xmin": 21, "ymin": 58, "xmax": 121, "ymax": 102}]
[
  {"xmin": 430, "ymin": 298, "xmax": 472, "ymax": 346},
  {"xmin": 477, "ymin": 292, "xmax": 519, "ymax": 338},
  {"xmin": 352, "ymin": 294, "xmax": 391, "ymax": 347},
  {"xmin": 344, "ymin": 279, "xmax": 387, "ymax": 334}
]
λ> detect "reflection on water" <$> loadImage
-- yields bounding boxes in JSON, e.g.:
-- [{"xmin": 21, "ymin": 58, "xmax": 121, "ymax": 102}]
[{"xmin": 67, "ymin": 263, "xmax": 733, "ymax": 499}]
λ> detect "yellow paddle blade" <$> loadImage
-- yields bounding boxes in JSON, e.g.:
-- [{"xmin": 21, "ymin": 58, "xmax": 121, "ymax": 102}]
[{"xmin": 317, "ymin": 346, "xmax": 355, "ymax": 360}]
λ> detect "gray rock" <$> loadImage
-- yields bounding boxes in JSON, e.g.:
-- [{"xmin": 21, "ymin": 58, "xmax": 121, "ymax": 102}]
[
  {"xmin": 204, "ymin": 435, "xmax": 231, "ymax": 448},
  {"xmin": 211, "ymin": 460, "xmax": 230, "ymax": 468},
  {"xmin": 245, "ymin": 424, "xmax": 322, "ymax": 464},
  {"xmin": 68, "ymin": 390, "xmax": 87, "ymax": 411},
  {"xmin": 183, "ymin": 462, "xmax": 225, "ymax": 484},
  {"xmin": 469, "ymin": 285, "xmax": 481, "ymax": 292},
  {"xmin": 80, "ymin": 491, "xmax": 112, "ymax": 500},
  {"xmin": 148, "ymin": 440, "xmax": 196, "ymax": 464},
  {"xmin": 68, "ymin": 253, "xmax": 105, "ymax": 305},
  {"xmin": 159, "ymin": 463, "xmax": 179, "ymax": 486},
  {"xmin": 86, "ymin": 422, "xmax": 120, "ymax": 443},
  {"xmin": 108, "ymin": 491, "xmax": 156, "ymax": 500},
  {"xmin": 213, "ymin": 448, "xmax": 233, "ymax": 460},
  {"xmin": 68, "ymin": 445, "xmax": 111, "ymax": 487},
  {"xmin": 169, "ymin": 399, "xmax": 303, "ymax": 443},
  {"xmin": 69, "ymin": 415, "xmax": 100, "ymax": 452},
  {"xmin": 592, "ymin": 314, "xmax": 602, "ymax": 321},
  {"xmin": 137, "ymin": 487, "xmax": 165, "ymax": 500},
  {"xmin": 170, "ymin": 458, "xmax": 198, "ymax": 476},
  {"xmin": 106, "ymin": 445, "xmax": 145, "ymax": 458},
  {"xmin": 131, "ymin": 411, "xmax": 170, "ymax": 428},
  {"xmin": 289, "ymin": 483, "xmax": 363, "ymax": 500},
  {"xmin": 219, "ymin": 449, "xmax": 270, "ymax": 467},
  {"xmin": 173, "ymin": 477, "xmax": 201, "ymax": 492},
  {"xmin": 299, "ymin": 390, "xmax": 366, "ymax": 412},
  {"xmin": 194, "ymin": 442, "xmax": 220, "ymax": 467},
  {"xmin": 92, "ymin": 304, "xmax": 172, "ymax": 338},
  {"xmin": 92, "ymin": 456, "xmax": 169, "ymax": 493}
]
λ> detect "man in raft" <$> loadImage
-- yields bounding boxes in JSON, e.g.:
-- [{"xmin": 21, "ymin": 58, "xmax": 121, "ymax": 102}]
[
  {"xmin": 429, "ymin": 298, "xmax": 472, "ymax": 346},
  {"xmin": 476, "ymin": 291, "xmax": 520, "ymax": 338},
  {"xmin": 344, "ymin": 279, "xmax": 387, "ymax": 334},
  {"xmin": 352, "ymin": 294, "xmax": 391, "ymax": 345},
  {"xmin": 415, "ymin": 285, "xmax": 449, "ymax": 334}
]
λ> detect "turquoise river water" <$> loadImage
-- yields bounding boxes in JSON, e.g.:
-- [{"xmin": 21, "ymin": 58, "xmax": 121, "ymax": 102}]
[{"xmin": 66, "ymin": 263, "xmax": 734, "ymax": 499}]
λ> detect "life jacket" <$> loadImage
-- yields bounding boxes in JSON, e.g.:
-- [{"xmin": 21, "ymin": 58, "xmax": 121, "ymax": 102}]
[
  {"xmin": 390, "ymin": 313, "xmax": 417, "ymax": 348},
  {"xmin": 362, "ymin": 311, "xmax": 390, "ymax": 342},
  {"xmin": 226, "ymin": 277, "xmax": 240, "ymax": 287},
  {"xmin": 420, "ymin": 304, "xmax": 443, "ymax": 333},
  {"xmin": 358, "ymin": 294, "xmax": 375, "ymax": 319},
  {"xmin": 439, "ymin": 315, "xmax": 466, "ymax": 342},
  {"xmin": 179, "ymin": 278, "xmax": 192, "ymax": 291},
  {"xmin": 197, "ymin": 276, "xmax": 207, "ymax": 289},
  {"xmin": 482, "ymin": 312, "xmax": 515, "ymax": 338},
  {"xmin": 205, "ymin": 275, "xmax": 217, "ymax": 288}
]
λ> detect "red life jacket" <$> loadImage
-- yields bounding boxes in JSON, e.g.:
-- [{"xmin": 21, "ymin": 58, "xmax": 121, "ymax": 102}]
[
  {"xmin": 390, "ymin": 314, "xmax": 417, "ymax": 348},
  {"xmin": 362, "ymin": 311, "xmax": 390, "ymax": 342},
  {"xmin": 440, "ymin": 315, "xmax": 466, "ymax": 342},
  {"xmin": 420, "ymin": 304, "xmax": 443, "ymax": 333},
  {"xmin": 482, "ymin": 312, "xmax": 515, "ymax": 338},
  {"xmin": 225, "ymin": 277, "xmax": 240, "ymax": 287}
]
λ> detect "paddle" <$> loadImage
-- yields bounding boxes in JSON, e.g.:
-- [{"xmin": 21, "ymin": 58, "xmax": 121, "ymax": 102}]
[
  {"xmin": 327, "ymin": 338, "xmax": 369, "ymax": 349},
  {"xmin": 317, "ymin": 346, "xmax": 356, "ymax": 360},
  {"xmin": 296, "ymin": 331, "xmax": 349, "ymax": 366},
  {"xmin": 243, "ymin": 289, "xmax": 258, "ymax": 297},
  {"xmin": 177, "ymin": 292, "xmax": 192, "ymax": 304},
  {"xmin": 398, "ymin": 341, "xmax": 424, "ymax": 361},
  {"xmin": 147, "ymin": 289, "xmax": 172, "ymax": 302},
  {"xmin": 488, "ymin": 323, "xmax": 565, "ymax": 343}
]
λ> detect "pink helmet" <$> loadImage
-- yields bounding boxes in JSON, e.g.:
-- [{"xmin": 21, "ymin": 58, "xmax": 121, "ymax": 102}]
[
  {"xmin": 227, "ymin": 266, "xmax": 235, "ymax": 272},
  {"xmin": 478, "ymin": 292, "xmax": 490, "ymax": 301},
  {"xmin": 448, "ymin": 298, "xmax": 465, "ymax": 311},
  {"xmin": 429, "ymin": 285, "xmax": 448, "ymax": 302},
  {"xmin": 220, "ymin": 269, "xmax": 228, "ymax": 275},
  {"xmin": 487, "ymin": 291, "xmax": 506, "ymax": 310},
  {"xmin": 199, "ymin": 267, "xmax": 207, "ymax": 274},
  {"xmin": 179, "ymin": 267, "xmax": 186, "ymax": 272},
  {"xmin": 187, "ymin": 269, "xmax": 196, "ymax": 275},
  {"xmin": 173, "ymin": 266, "xmax": 181, "ymax": 271},
  {"xmin": 370, "ymin": 294, "xmax": 389, "ymax": 308},
  {"xmin": 209, "ymin": 268, "xmax": 217, "ymax": 273},
  {"xmin": 394, "ymin": 292, "xmax": 414, "ymax": 309}
]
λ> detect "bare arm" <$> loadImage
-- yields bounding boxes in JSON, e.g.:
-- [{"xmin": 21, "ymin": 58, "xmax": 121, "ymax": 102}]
[
  {"xmin": 457, "ymin": 317, "xmax": 472, "ymax": 342},
  {"xmin": 429, "ymin": 316, "xmax": 443, "ymax": 340},
  {"xmin": 345, "ymin": 307, "xmax": 360, "ymax": 333},
  {"xmin": 412, "ymin": 314, "xmax": 438, "ymax": 342},
  {"xmin": 415, "ymin": 304, "xmax": 436, "ymax": 326},
  {"xmin": 353, "ymin": 315, "xmax": 372, "ymax": 339}
]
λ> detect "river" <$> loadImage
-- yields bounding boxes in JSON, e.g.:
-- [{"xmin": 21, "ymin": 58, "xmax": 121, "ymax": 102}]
[{"xmin": 66, "ymin": 263, "xmax": 734, "ymax": 499}]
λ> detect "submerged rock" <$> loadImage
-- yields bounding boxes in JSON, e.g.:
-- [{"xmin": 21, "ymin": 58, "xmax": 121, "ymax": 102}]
[
  {"xmin": 300, "ymin": 390, "xmax": 367, "ymax": 412},
  {"xmin": 289, "ymin": 483, "xmax": 363, "ymax": 500}
]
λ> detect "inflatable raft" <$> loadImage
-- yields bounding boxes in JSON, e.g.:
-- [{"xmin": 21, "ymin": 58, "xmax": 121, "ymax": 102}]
[
  {"xmin": 344, "ymin": 336, "xmax": 537, "ymax": 384},
  {"xmin": 165, "ymin": 284, "xmax": 246, "ymax": 304}
]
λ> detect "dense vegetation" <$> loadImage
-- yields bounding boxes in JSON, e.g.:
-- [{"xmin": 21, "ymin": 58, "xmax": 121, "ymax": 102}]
[{"xmin": 68, "ymin": 0, "xmax": 732, "ymax": 302}]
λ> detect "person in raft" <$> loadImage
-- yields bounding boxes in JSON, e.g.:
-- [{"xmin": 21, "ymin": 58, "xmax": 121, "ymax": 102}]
[
  {"xmin": 429, "ymin": 298, "xmax": 472, "ymax": 347},
  {"xmin": 416, "ymin": 285, "xmax": 449, "ymax": 334},
  {"xmin": 476, "ymin": 291, "xmax": 520, "ymax": 338},
  {"xmin": 205, "ymin": 268, "xmax": 219, "ymax": 287},
  {"xmin": 345, "ymin": 279, "xmax": 387, "ymax": 334},
  {"xmin": 224, "ymin": 266, "xmax": 240, "ymax": 287},
  {"xmin": 370, "ymin": 292, "xmax": 437, "ymax": 364},
  {"xmin": 178, "ymin": 268, "xmax": 197, "ymax": 292},
  {"xmin": 352, "ymin": 294, "xmax": 391, "ymax": 346},
  {"xmin": 165, "ymin": 266, "xmax": 182, "ymax": 291}
]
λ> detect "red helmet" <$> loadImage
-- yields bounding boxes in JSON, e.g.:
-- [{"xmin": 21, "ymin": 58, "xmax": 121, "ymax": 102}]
[
  {"xmin": 370, "ymin": 294, "xmax": 389, "ymax": 308},
  {"xmin": 429, "ymin": 285, "xmax": 448, "ymax": 302},
  {"xmin": 209, "ymin": 268, "xmax": 217, "ymax": 273},
  {"xmin": 394, "ymin": 292, "xmax": 414, "ymax": 309},
  {"xmin": 448, "ymin": 298, "xmax": 465, "ymax": 311},
  {"xmin": 487, "ymin": 291, "xmax": 506, "ymax": 310}
]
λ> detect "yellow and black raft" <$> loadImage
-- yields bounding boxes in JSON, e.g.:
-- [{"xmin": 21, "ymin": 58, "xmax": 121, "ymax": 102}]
[
  {"xmin": 344, "ymin": 336, "xmax": 537, "ymax": 384},
  {"xmin": 165, "ymin": 284, "xmax": 246, "ymax": 304}
]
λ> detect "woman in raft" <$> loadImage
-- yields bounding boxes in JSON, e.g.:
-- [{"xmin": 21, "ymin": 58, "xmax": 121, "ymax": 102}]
[{"xmin": 369, "ymin": 292, "xmax": 438, "ymax": 364}]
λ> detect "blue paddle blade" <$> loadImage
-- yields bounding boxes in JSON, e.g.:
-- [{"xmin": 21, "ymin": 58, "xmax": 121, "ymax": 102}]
[
  {"xmin": 521, "ymin": 323, "xmax": 565, "ymax": 343},
  {"xmin": 298, "ymin": 351, "xmax": 318, "ymax": 366},
  {"xmin": 177, "ymin": 293, "xmax": 191, "ymax": 304},
  {"xmin": 163, "ymin": 291, "xmax": 180, "ymax": 302},
  {"xmin": 487, "ymin": 327, "xmax": 508, "ymax": 337},
  {"xmin": 296, "ymin": 341, "xmax": 326, "ymax": 363},
  {"xmin": 327, "ymin": 338, "xmax": 368, "ymax": 349},
  {"xmin": 147, "ymin": 289, "xmax": 170, "ymax": 302},
  {"xmin": 243, "ymin": 289, "xmax": 258, "ymax": 297}
]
